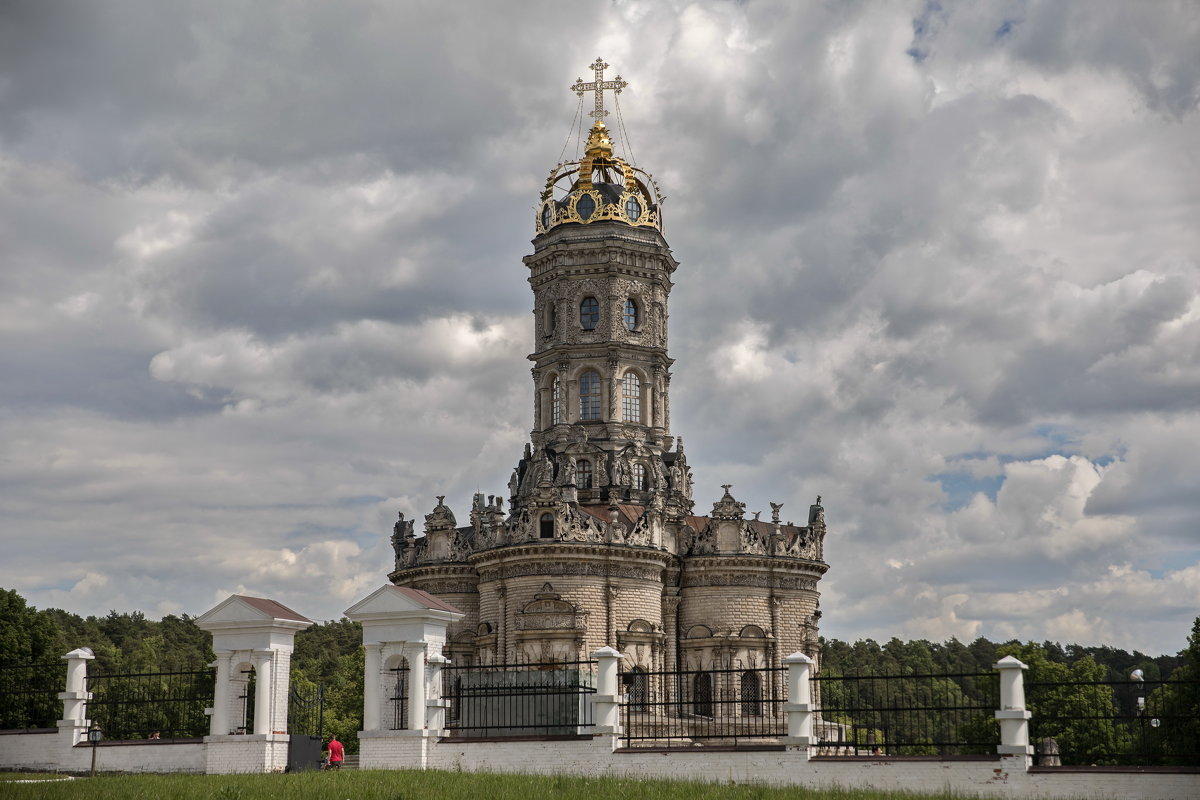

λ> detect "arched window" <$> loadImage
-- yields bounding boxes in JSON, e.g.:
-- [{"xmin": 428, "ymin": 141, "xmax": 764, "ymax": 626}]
[
  {"xmin": 579, "ymin": 369, "xmax": 601, "ymax": 420},
  {"xmin": 624, "ymin": 298, "xmax": 638, "ymax": 331},
  {"xmin": 622, "ymin": 372, "xmax": 640, "ymax": 422},
  {"xmin": 577, "ymin": 459, "xmax": 593, "ymax": 489},
  {"xmin": 740, "ymin": 670, "xmax": 762, "ymax": 716},
  {"xmin": 580, "ymin": 297, "xmax": 600, "ymax": 330},
  {"xmin": 693, "ymin": 672, "xmax": 714, "ymax": 718},
  {"xmin": 539, "ymin": 513, "xmax": 555, "ymax": 539},
  {"xmin": 632, "ymin": 463, "xmax": 646, "ymax": 491},
  {"xmin": 550, "ymin": 376, "xmax": 562, "ymax": 425},
  {"xmin": 546, "ymin": 302, "xmax": 556, "ymax": 334},
  {"xmin": 623, "ymin": 667, "xmax": 649, "ymax": 712}
]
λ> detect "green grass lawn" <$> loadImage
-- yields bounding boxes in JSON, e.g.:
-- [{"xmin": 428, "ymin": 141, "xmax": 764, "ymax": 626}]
[{"xmin": 0, "ymin": 769, "xmax": 973, "ymax": 800}]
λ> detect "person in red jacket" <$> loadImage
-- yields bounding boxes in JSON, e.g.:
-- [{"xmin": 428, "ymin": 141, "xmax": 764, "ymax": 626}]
[{"xmin": 326, "ymin": 735, "xmax": 344, "ymax": 770}]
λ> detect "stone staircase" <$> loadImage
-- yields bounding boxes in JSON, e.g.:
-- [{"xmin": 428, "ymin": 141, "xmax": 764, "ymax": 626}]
[{"xmin": 340, "ymin": 754, "xmax": 360, "ymax": 770}]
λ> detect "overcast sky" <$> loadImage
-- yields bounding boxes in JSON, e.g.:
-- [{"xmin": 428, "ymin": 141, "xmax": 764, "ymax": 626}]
[{"xmin": 2, "ymin": 0, "xmax": 1198, "ymax": 657}]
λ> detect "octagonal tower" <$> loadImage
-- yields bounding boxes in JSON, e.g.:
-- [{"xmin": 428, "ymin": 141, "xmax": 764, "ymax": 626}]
[{"xmin": 388, "ymin": 60, "xmax": 828, "ymax": 675}]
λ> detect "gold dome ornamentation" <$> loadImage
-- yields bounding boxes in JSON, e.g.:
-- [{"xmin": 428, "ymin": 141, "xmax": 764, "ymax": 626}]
[
  {"xmin": 537, "ymin": 119, "xmax": 663, "ymax": 235},
  {"xmin": 537, "ymin": 59, "xmax": 664, "ymax": 235}
]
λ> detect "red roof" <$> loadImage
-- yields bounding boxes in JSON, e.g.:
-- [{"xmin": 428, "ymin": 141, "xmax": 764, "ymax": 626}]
[
  {"xmin": 234, "ymin": 595, "xmax": 312, "ymax": 623},
  {"xmin": 391, "ymin": 586, "xmax": 465, "ymax": 614}
]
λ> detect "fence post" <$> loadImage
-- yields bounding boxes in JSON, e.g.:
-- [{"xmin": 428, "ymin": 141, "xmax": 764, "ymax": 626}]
[
  {"xmin": 425, "ymin": 654, "xmax": 449, "ymax": 733},
  {"xmin": 58, "ymin": 647, "xmax": 95, "ymax": 740},
  {"xmin": 993, "ymin": 655, "xmax": 1033, "ymax": 760},
  {"xmin": 591, "ymin": 646, "xmax": 623, "ymax": 735},
  {"xmin": 782, "ymin": 651, "xmax": 815, "ymax": 751}
]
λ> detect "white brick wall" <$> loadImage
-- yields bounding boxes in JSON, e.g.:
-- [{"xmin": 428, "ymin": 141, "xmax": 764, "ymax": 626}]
[
  {"xmin": 358, "ymin": 734, "xmax": 1200, "ymax": 800},
  {"xmin": 4, "ymin": 724, "xmax": 1198, "ymax": 797},
  {"xmin": 203, "ymin": 734, "xmax": 290, "ymax": 774},
  {"xmin": 0, "ymin": 727, "xmax": 205, "ymax": 773}
]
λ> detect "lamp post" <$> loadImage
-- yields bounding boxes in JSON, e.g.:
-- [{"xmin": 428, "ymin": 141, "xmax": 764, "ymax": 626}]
[{"xmin": 88, "ymin": 726, "xmax": 102, "ymax": 777}]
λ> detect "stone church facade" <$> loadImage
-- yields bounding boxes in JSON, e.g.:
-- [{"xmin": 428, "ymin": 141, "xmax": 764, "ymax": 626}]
[{"xmin": 388, "ymin": 63, "xmax": 828, "ymax": 675}]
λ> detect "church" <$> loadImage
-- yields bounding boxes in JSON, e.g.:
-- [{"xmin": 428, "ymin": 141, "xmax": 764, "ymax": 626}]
[{"xmin": 387, "ymin": 60, "xmax": 828, "ymax": 677}]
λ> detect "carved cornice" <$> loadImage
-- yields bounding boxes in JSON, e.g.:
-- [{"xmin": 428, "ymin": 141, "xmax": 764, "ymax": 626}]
[
  {"xmin": 388, "ymin": 563, "xmax": 479, "ymax": 585},
  {"xmin": 469, "ymin": 541, "xmax": 673, "ymax": 568},
  {"xmin": 477, "ymin": 558, "xmax": 666, "ymax": 584},
  {"xmin": 682, "ymin": 553, "xmax": 829, "ymax": 574}
]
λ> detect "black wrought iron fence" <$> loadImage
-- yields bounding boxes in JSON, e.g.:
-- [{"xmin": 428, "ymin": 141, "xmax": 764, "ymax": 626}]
[
  {"xmin": 620, "ymin": 667, "xmax": 787, "ymax": 748},
  {"xmin": 288, "ymin": 682, "xmax": 325, "ymax": 738},
  {"xmin": 388, "ymin": 663, "xmax": 409, "ymax": 730},
  {"xmin": 1027, "ymin": 677, "xmax": 1200, "ymax": 766},
  {"xmin": 442, "ymin": 660, "xmax": 596, "ymax": 738},
  {"xmin": 813, "ymin": 671, "xmax": 999, "ymax": 756},
  {"xmin": 86, "ymin": 668, "xmax": 215, "ymax": 740},
  {"xmin": 0, "ymin": 662, "xmax": 67, "ymax": 730}
]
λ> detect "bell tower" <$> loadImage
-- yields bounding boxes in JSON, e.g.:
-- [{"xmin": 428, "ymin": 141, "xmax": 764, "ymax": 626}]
[
  {"xmin": 511, "ymin": 58, "xmax": 691, "ymax": 517},
  {"xmin": 389, "ymin": 59, "xmax": 827, "ymax": 671}
]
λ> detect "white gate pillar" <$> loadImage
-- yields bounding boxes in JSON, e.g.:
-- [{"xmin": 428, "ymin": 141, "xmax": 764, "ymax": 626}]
[
  {"xmin": 782, "ymin": 651, "xmax": 815, "ymax": 751},
  {"xmin": 362, "ymin": 643, "xmax": 384, "ymax": 731},
  {"xmin": 994, "ymin": 655, "xmax": 1033, "ymax": 759},
  {"xmin": 252, "ymin": 650, "xmax": 274, "ymax": 735},
  {"xmin": 345, "ymin": 585, "xmax": 464, "ymax": 769},
  {"xmin": 208, "ymin": 651, "xmax": 233, "ymax": 736},
  {"xmin": 406, "ymin": 642, "xmax": 427, "ymax": 729},
  {"xmin": 195, "ymin": 595, "xmax": 312, "ymax": 773}
]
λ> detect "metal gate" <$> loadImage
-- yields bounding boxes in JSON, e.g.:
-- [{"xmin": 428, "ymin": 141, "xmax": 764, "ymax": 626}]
[{"xmin": 287, "ymin": 683, "xmax": 324, "ymax": 772}]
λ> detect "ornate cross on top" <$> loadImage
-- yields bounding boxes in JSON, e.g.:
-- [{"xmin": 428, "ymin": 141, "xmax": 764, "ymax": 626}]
[{"xmin": 571, "ymin": 57, "xmax": 628, "ymax": 120}]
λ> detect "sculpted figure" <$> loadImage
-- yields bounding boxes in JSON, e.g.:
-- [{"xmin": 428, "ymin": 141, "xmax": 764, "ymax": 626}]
[
  {"xmin": 669, "ymin": 462, "xmax": 682, "ymax": 490},
  {"xmin": 618, "ymin": 454, "xmax": 631, "ymax": 486},
  {"xmin": 651, "ymin": 459, "xmax": 667, "ymax": 489},
  {"xmin": 557, "ymin": 454, "xmax": 577, "ymax": 486}
]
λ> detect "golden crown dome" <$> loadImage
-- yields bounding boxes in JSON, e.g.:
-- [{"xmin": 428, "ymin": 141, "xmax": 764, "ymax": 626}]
[{"xmin": 536, "ymin": 59, "xmax": 664, "ymax": 235}]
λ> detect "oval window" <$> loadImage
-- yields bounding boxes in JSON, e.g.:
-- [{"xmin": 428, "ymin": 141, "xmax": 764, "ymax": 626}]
[
  {"xmin": 541, "ymin": 203, "xmax": 552, "ymax": 229},
  {"xmin": 576, "ymin": 193, "xmax": 596, "ymax": 221},
  {"xmin": 625, "ymin": 196, "xmax": 642, "ymax": 221},
  {"xmin": 580, "ymin": 297, "xmax": 600, "ymax": 330}
]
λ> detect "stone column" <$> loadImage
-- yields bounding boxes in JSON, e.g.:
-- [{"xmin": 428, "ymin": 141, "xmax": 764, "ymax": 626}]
[
  {"xmin": 662, "ymin": 595, "xmax": 680, "ymax": 673},
  {"xmin": 425, "ymin": 654, "xmax": 450, "ymax": 732},
  {"xmin": 253, "ymin": 650, "xmax": 273, "ymax": 735},
  {"xmin": 534, "ymin": 380, "xmax": 544, "ymax": 429},
  {"xmin": 994, "ymin": 655, "xmax": 1033, "ymax": 759},
  {"xmin": 406, "ymin": 644, "xmax": 427, "ymax": 730},
  {"xmin": 608, "ymin": 359, "xmax": 620, "ymax": 421},
  {"xmin": 362, "ymin": 643, "xmax": 383, "ymax": 732},
  {"xmin": 651, "ymin": 367, "xmax": 663, "ymax": 428},
  {"xmin": 640, "ymin": 379, "xmax": 652, "ymax": 426},
  {"xmin": 591, "ymin": 646, "xmax": 623, "ymax": 734},
  {"xmin": 209, "ymin": 652, "xmax": 233, "ymax": 736},
  {"xmin": 662, "ymin": 372, "xmax": 671, "ymax": 431},
  {"xmin": 782, "ymin": 651, "xmax": 815, "ymax": 750}
]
